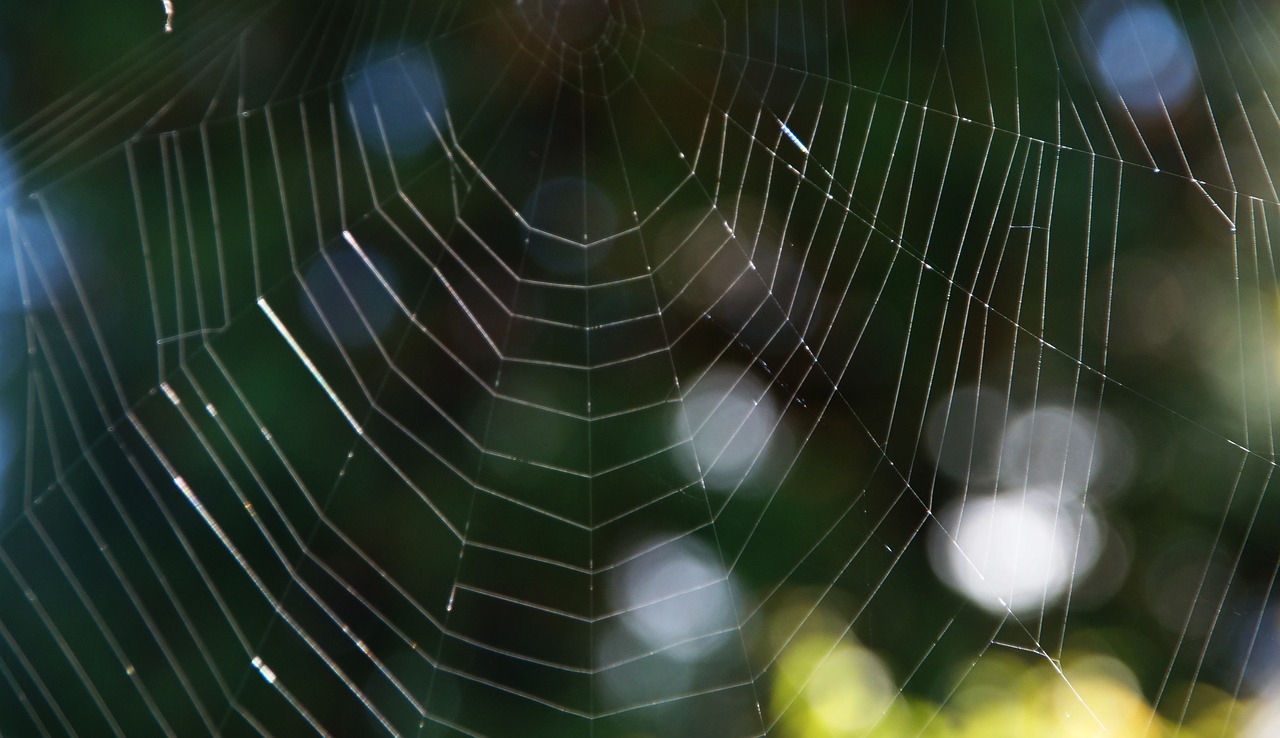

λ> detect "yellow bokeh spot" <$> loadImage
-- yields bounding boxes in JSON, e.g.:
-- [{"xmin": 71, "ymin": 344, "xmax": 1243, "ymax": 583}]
[
  {"xmin": 771, "ymin": 617, "xmax": 904, "ymax": 736},
  {"xmin": 767, "ymin": 603, "xmax": 1256, "ymax": 738}
]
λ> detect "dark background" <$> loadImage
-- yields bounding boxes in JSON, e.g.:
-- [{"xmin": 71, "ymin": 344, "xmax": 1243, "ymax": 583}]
[{"xmin": 0, "ymin": 1, "xmax": 1276, "ymax": 735}]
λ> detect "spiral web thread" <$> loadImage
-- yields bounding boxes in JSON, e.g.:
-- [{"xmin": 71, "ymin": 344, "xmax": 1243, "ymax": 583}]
[{"xmin": 0, "ymin": 0, "xmax": 1277, "ymax": 735}]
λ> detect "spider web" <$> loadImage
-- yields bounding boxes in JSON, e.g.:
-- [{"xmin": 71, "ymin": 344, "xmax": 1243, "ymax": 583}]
[{"xmin": 0, "ymin": 0, "xmax": 1278, "ymax": 735}]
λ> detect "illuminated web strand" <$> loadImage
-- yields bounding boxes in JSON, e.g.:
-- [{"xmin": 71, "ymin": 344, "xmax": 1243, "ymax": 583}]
[
  {"xmin": 1, "ymin": 0, "xmax": 1279, "ymax": 735},
  {"xmin": 257, "ymin": 296, "xmax": 364, "ymax": 435}
]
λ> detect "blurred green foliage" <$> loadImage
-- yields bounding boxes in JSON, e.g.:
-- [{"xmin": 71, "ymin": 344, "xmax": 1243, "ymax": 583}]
[{"xmin": 0, "ymin": 0, "xmax": 1278, "ymax": 735}]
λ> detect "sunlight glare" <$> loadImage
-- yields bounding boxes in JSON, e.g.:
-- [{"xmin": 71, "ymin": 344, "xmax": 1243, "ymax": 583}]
[
  {"xmin": 929, "ymin": 488, "xmax": 1103, "ymax": 615},
  {"xmin": 671, "ymin": 365, "xmax": 786, "ymax": 494}
]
